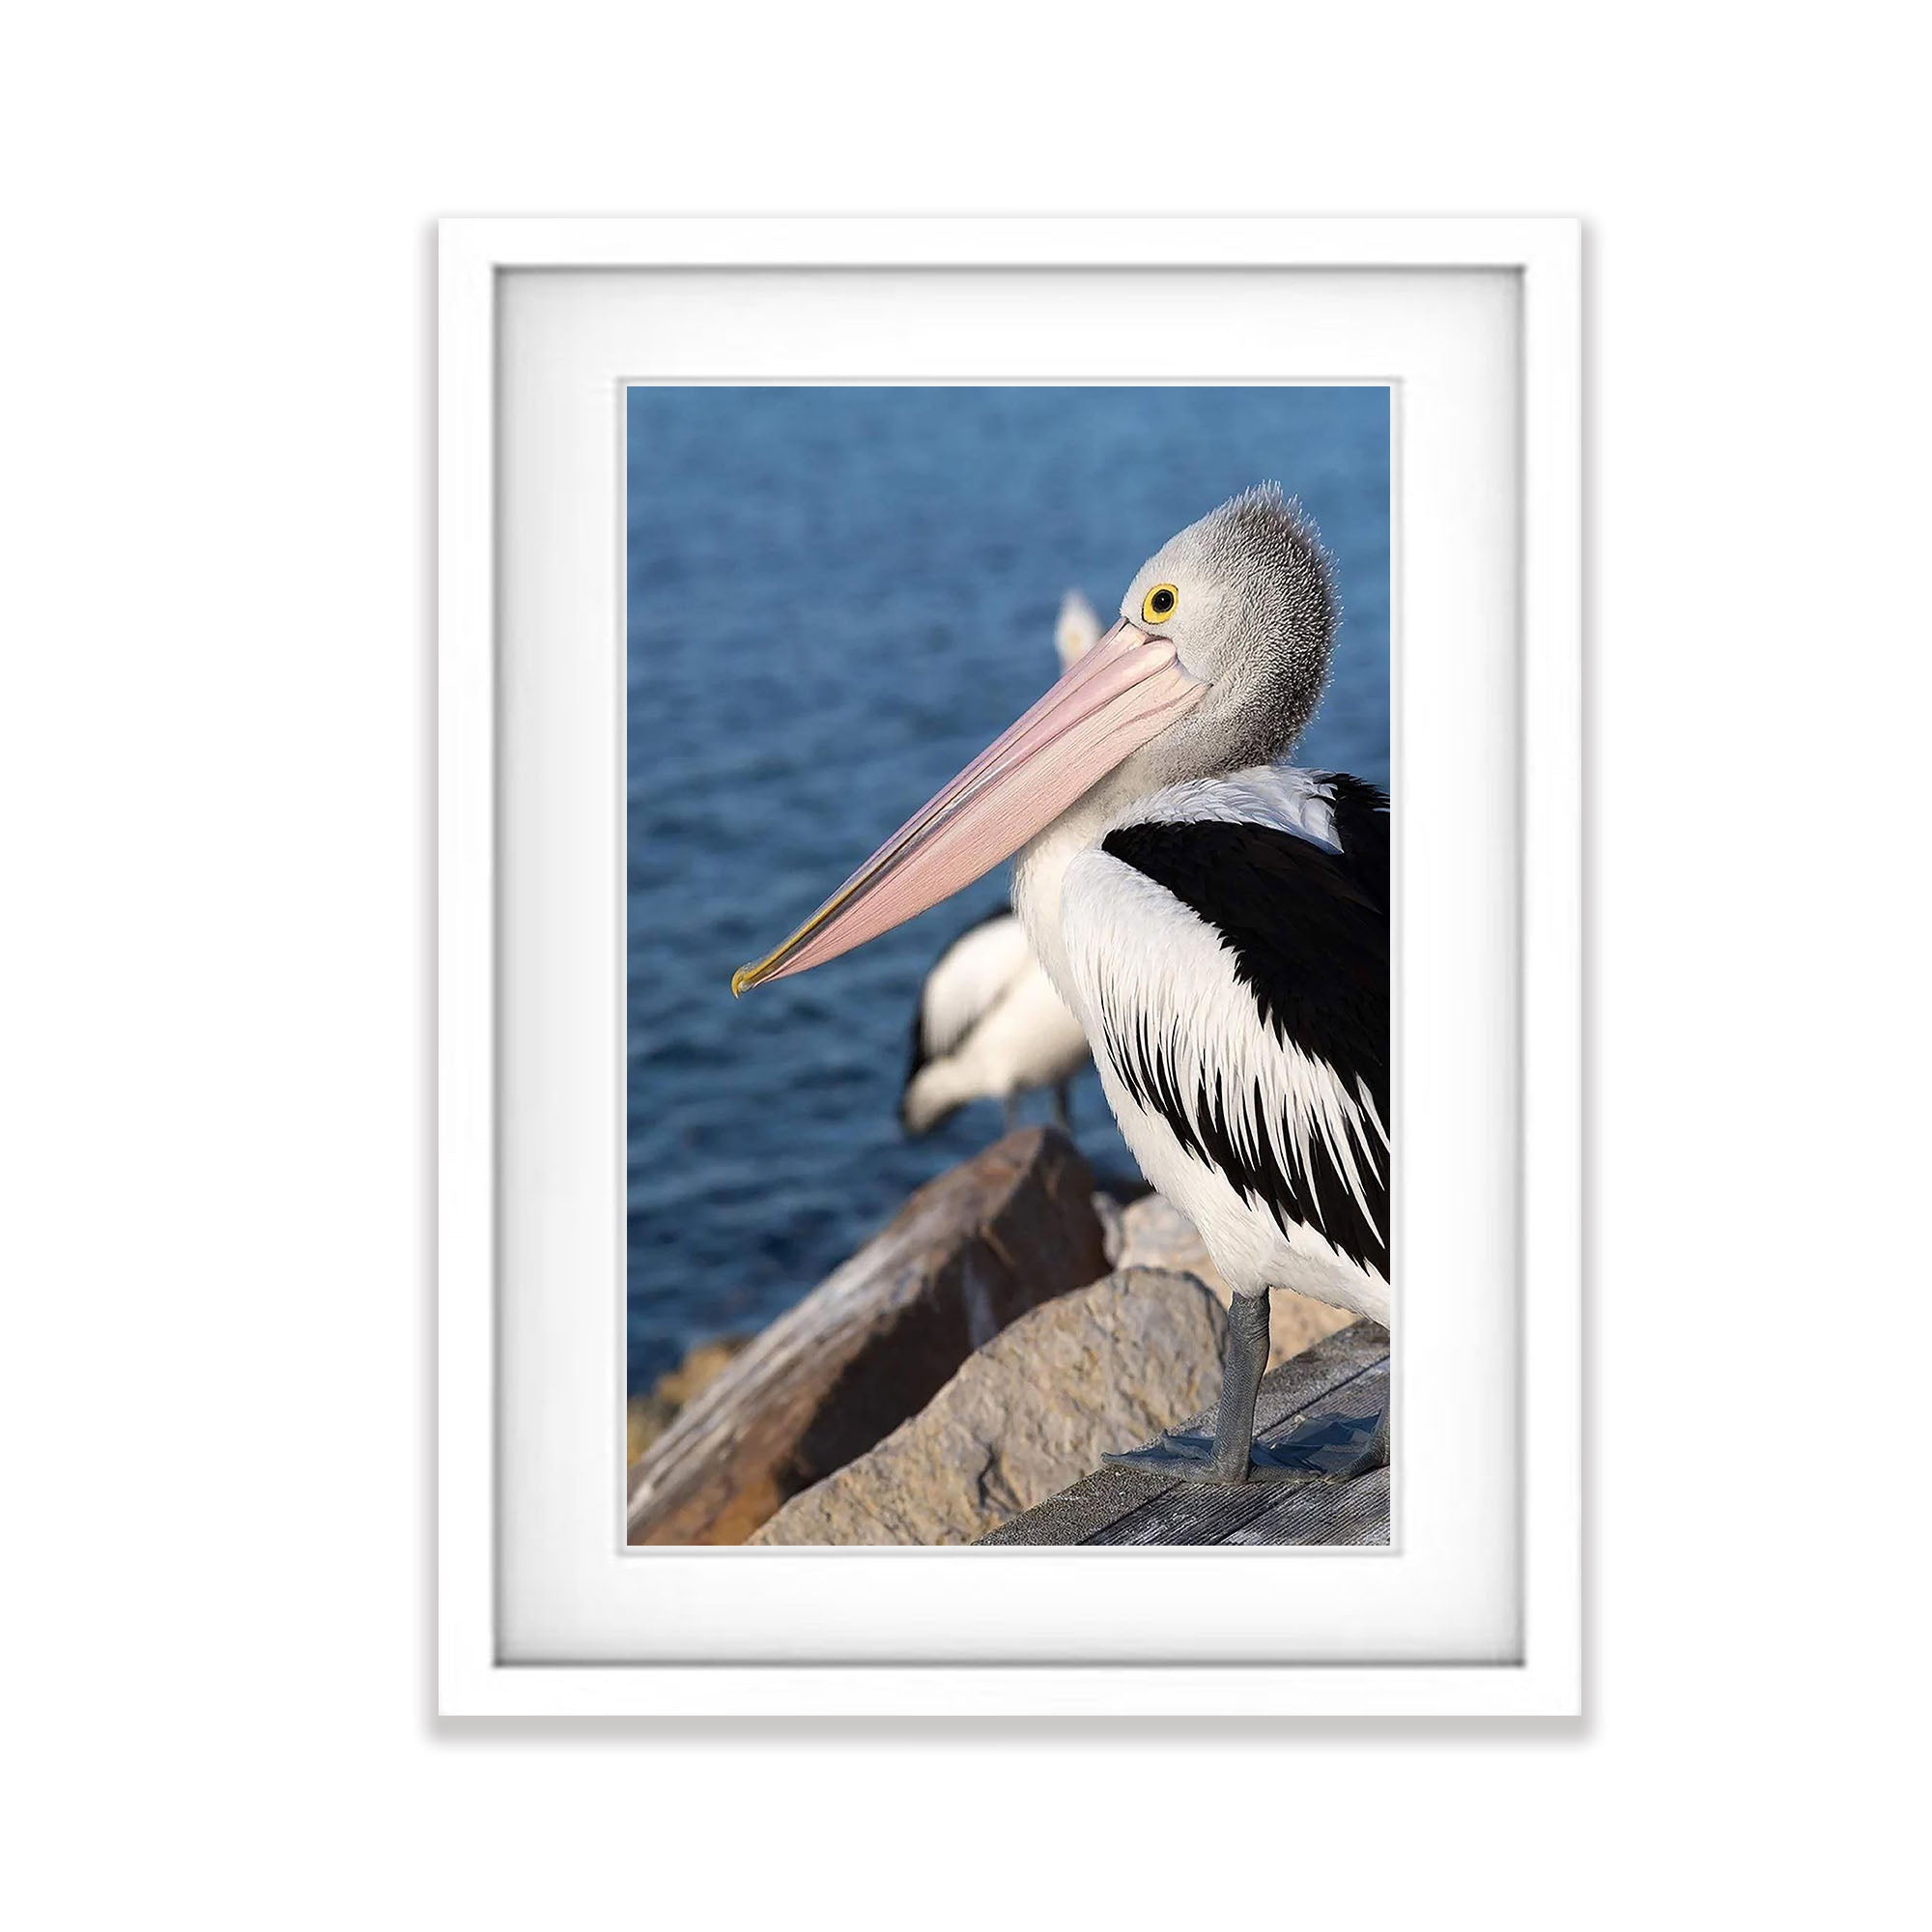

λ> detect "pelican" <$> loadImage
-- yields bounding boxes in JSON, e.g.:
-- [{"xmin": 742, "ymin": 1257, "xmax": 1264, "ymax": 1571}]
[
  {"xmin": 900, "ymin": 907, "xmax": 1092, "ymax": 1135},
  {"xmin": 735, "ymin": 486, "xmax": 1388, "ymax": 1487},
  {"xmin": 900, "ymin": 590, "xmax": 1101, "ymax": 1138}
]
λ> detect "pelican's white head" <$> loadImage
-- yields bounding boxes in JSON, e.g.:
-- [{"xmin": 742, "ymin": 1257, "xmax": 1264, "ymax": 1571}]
[
  {"xmin": 733, "ymin": 485, "xmax": 1337, "ymax": 994},
  {"xmin": 1100, "ymin": 481, "xmax": 1336, "ymax": 803}
]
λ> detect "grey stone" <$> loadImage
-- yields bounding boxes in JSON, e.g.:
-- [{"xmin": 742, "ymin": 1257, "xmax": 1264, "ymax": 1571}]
[{"xmin": 751, "ymin": 1267, "xmax": 1227, "ymax": 1547}]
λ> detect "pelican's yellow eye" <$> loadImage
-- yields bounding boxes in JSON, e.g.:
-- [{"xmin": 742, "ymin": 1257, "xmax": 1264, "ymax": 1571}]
[{"xmin": 1142, "ymin": 583, "xmax": 1179, "ymax": 626}]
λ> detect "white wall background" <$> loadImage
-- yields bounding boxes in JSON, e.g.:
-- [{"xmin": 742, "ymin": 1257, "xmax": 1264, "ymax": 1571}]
[{"xmin": 2, "ymin": 5, "xmax": 1921, "ymax": 1925}]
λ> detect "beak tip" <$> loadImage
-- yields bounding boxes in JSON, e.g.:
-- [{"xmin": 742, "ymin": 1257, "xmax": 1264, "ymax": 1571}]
[{"xmin": 730, "ymin": 962, "xmax": 758, "ymax": 998}]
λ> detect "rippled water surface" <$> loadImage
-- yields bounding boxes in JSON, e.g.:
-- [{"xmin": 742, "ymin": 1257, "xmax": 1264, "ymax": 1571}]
[{"xmin": 628, "ymin": 385, "xmax": 1389, "ymax": 1391}]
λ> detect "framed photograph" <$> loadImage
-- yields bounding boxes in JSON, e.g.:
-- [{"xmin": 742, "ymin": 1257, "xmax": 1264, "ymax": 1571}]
[{"xmin": 439, "ymin": 217, "xmax": 1581, "ymax": 1717}]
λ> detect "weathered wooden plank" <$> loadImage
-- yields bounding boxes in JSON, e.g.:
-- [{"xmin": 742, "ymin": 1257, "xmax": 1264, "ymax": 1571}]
[
  {"xmin": 977, "ymin": 1319, "xmax": 1389, "ymax": 1548},
  {"xmin": 972, "ymin": 1460, "xmax": 1172, "ymax": 1548},
  {"xmin": 1255, "ymin": 1362, "xmax": 1388, "ymax": 1464},
  {"xmin": 1222, "ymin": 1465, "xmax": 1390, "ymax": 1546}
]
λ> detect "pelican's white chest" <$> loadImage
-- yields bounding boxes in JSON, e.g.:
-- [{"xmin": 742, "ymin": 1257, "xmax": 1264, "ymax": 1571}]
[{"xmin": 1011, "ymin": 806, "xmax": 1106, "ymax": 1012}]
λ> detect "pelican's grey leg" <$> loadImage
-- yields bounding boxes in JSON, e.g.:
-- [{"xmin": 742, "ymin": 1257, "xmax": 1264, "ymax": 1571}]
[
  {"xmin": 1003, "ymin": 1094, "xmax": 1019, "ymax": 1133},
  {"xmin": 1103, "ymin": 1290, "xmax": 1319, "ymax": 1486},
  {"xmin": 1051, "ymin": 1081, "xmax": 1073, "ymax": 1133},
  {"xmin": 1202, "ymin": 1289, "xmax": 1269, "ymax": 1479}
]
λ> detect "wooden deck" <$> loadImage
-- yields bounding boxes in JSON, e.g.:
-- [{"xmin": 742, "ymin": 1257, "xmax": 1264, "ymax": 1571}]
[{"xmin": 978, "ymin": 1319, "xmax": 1390, "ymax": 1547}]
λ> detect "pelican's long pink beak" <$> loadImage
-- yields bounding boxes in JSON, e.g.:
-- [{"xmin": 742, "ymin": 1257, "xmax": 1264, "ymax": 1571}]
[{"xmin": 731, "ymin": 620, "xmax": 1208, "ymax": 994}]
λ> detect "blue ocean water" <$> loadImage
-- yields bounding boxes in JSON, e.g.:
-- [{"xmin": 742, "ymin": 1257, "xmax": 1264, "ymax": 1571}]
[{"xmin": 627, "ymin": 385, "xmax": 1389, "ymax": 1393}]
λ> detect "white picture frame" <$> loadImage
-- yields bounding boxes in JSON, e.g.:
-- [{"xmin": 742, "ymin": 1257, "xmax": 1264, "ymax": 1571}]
[{"xmin": 439, "ymin": 216, "xmax": 1581, "ymax": 1719}]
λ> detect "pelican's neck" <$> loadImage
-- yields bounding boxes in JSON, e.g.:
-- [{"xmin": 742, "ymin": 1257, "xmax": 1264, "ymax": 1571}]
[{"xmin": 1011, "ymin": 792, "xmax": 1117, "ymax": 1009}]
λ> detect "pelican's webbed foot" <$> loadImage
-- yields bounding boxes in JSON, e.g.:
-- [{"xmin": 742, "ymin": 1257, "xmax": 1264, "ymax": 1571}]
[
  {"xmin": 1103, "ymin": 1431, "xmax": 1231, "ymax": 1484},
  {"xmin": 1102, "ymin": 1431, "xmax": 1325, "ymax": 1487},
  {"xmin": 1322, "ymin": 1410, "xmax": 1390, "ymax": 1482}
]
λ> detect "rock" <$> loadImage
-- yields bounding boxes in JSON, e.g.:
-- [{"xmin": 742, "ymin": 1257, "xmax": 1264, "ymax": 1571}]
[
  {"xmin": 626, "ymin": 1126, "xmax": 1109, "ymax": 1546},
  {"xmin": 751, "ymin": 1268, "xmax": 1227, "ymax": 1546},
  {"xmin": 626, "ymin": 1335, "xmax": 752, "ymax": 1464},
  {"xmin": 1112, "ymin": 1191, "xmax": 1355, "ymax": 1369}
]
